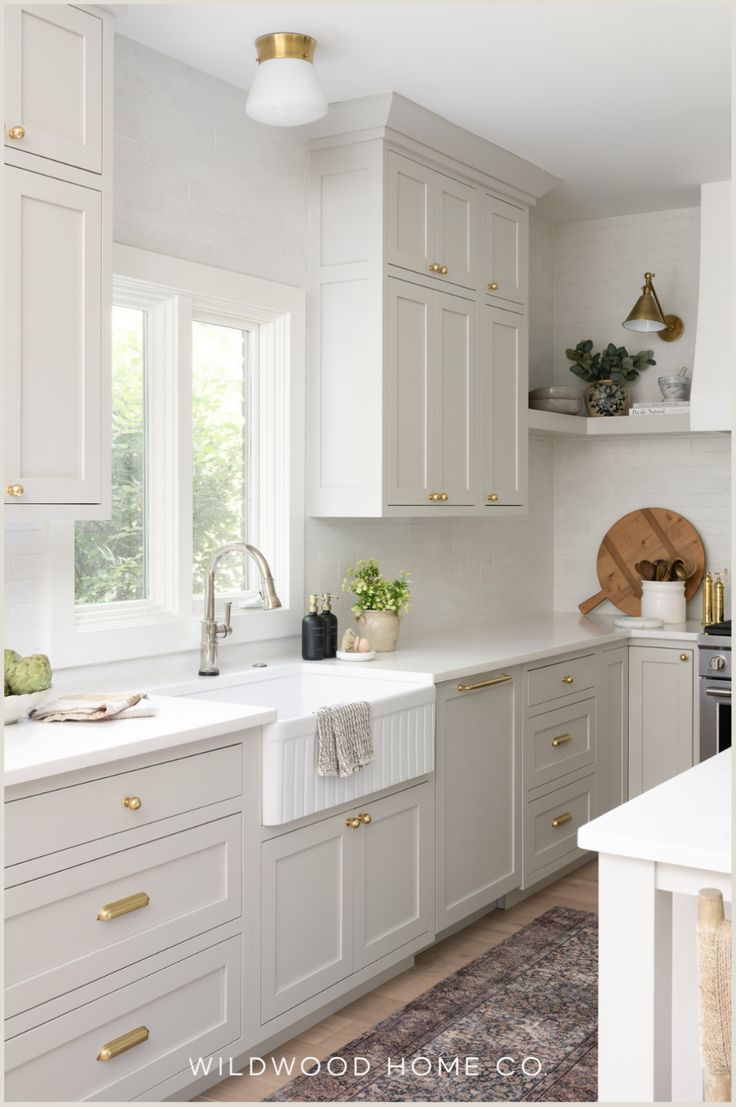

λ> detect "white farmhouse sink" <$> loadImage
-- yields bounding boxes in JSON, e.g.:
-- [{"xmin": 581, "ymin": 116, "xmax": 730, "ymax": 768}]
[{"xmin": 164, "ymin": 664, "xmax": 435, "ymax": 825}]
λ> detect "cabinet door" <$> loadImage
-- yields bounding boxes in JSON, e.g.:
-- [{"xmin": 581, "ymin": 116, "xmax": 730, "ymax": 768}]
[
  {"xmin": 628, "ymin": 647, "xmax": 694, "ymax": 798},
  {"xmin": 435, "ymin": 291, "xmax": 476, "ymax": 505},
  {"xmin": 600, "ymin": 646, "xmax": 629, "ymax": 813},
  {"xmin": 481, "ymin": 194, "xmax": 528, "ymax": 306},
  {"xmin": 436, "ymin": 671, "xmax": 520, "ymax": 932},
  {"xmin": 354, "ymin": 783, "xmax": 431, "ymax": 971},
  {"xmin": 5, "ymin": 166, "xmax": 102, "ymax": 505},
  {"xmin": 261, "ymin": 816, "xmax": 353, "ymax": 1022},
  {"xmin": 385, "ymin": 278, "xmax": 435, "ymax": 505},
  {"xmin": 4, "ymin": 5, "xmax": 103, "ymax": 173},
  {"xmin": 434, "ymin": 171, "xmax": 477, "ymax": 289},
  {"xmin": 478, "ymin": 304, "xmax": 527, "ymax": 508},
  {"xmin": 386, "ymin": 151, "xmax": 434, "ymax": 275}
]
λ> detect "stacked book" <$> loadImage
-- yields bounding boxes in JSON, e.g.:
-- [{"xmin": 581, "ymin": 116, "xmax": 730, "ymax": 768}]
[{"xmin": 629, "ymin": 400, "xmax": 690, "ymax": 417}]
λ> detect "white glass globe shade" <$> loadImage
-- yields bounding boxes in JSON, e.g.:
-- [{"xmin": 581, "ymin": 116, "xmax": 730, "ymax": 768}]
[{"xmin": 246, "ymin": 57, "xmax": 327, "ymax": 126}]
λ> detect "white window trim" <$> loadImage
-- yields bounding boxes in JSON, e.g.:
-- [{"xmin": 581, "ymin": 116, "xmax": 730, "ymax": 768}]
[{"xmin": 49, "ymin": 245, "xmax": 305, "ymax": 668}]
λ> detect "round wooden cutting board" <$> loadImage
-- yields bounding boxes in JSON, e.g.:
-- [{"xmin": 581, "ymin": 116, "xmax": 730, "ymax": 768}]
[{"xmin": 578, "ymin": 507, "xmax": 705, "ymax": 616}]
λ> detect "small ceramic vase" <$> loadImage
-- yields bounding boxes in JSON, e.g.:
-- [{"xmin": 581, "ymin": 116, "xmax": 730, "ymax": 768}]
[
  {"xmin": 584, "ymin": 379, "xmax": 629, "ymax": 417},
  {"xmin": 356, "ymin": 610, "xmax": 400, "ymax": 652}
]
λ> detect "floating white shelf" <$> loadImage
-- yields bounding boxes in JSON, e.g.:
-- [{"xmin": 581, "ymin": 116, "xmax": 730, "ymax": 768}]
[{"xmin": 528, "ymin": 409, "xmax": 697, "ymax": 438}]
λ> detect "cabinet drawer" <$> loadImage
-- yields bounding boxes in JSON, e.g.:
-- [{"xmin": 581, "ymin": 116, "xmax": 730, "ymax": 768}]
[
  {"xmin": 524, "ymin": 773, "xmax": 596, "ymax": 882},
  {"xmin": 525, "ymin": 698, "xmax": 596, "ymax": 791},
  {"xmin": 5, "ymin": 745, "xmax": 242, "ymax": 867},
  {"xmin": 5, "ymin": 936, "xmax": 241, "ymax": 1103},
  {"xmin": 527, "ymin": 653, "xmax": 598, "ymax": 707},
  {"xmin": 6, "ymin": 815, "xmax": 242, "ymax": 1018}
]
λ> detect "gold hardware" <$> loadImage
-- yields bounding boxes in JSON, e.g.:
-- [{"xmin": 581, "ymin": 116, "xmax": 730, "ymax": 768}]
[
  {"xmin": 428, "ymin": 263, "xmax": 442, "ymax": 273},
  {"xmin": 439, "ymin": 265, "xmax": 448, "ymax": 274},
  {"xmin": 255, "ymin": 32, "xmax": 317, "ymax": 64},
  {"xmin": 440, "ymin": 492, "xmax": 448, "ymax": 501},
  {"xmin": 123, "ymin": 795, "xmax": 142, "ymax": 811},
  {"xmin": 561, "ymin": 675, "xmax": 574, "ymax": 685},
  {"xmin": 7, "ymin": 125, "xmax": 25, "ymax": 140},
  {"xmin": 680, "ymin": 653, "xmax": 689, "ymax": 662},
  {"xmin": 552, "ymin": 811, "xmax": 573, "ymax": 829},
  {"xmin": 487, "ymin": 493, "xmax": 499, "ymax": 503},
  {"xmin": 358, "ymin": 813, "xmax": 372, "ymax": 825},
  {"xmin": 428, "ymin": 492, "xmax": 448, "ymax": 502},
  {"xmin": 622, "ymin": 271, "xmax": 684, "ymax": 343},
  {"xmin": 97, "ymin": 892, "xmax": 150, "ymax": 922},
  {"xmin": 487, "ymin": 282, "xmax": 499, "ymax": 290},
  {"xmin": 346, "ymin": 817, "xmax": 360, "ymax": 829},
  {"xmin": 552, "ymin": 733, "xmax": 573, "ymax": 747},
  {"xmin": 457, "ymin": 673, "xmax": 512, "ymax": 692},
  {"xmin": 97, "ymin": 1026, "xmax": 149, "ymax": 1062},
  {"xmin": 6, "ymin": 483, "xmax": 24, "ymax": 497}
]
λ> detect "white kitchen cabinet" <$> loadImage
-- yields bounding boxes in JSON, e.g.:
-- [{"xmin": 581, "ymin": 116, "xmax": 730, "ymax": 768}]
[
  {"xmin": 628, "ymin": 646, "xmax": 694, "ymax": 798},
  {"xmin": 386, "ymin": 278, "xmax": 475, "ymax": 507},
  {"xmin": 479, "ymin": 304, "xmax": 527, "ymax": 507},
  {"xmin": 386, "ymin": 151, "xmax": 476, "ymax": 289},
  {"xmin": 600, "ymin": 645, "xmax": 629, "ymax": 813},
  {"xmin": 4, "ymin": 166, "xmax": 103, "ymax": 507},
  {"xmin": 4, "ymin": 4, "xmax": 103, "ymax": 174},
  {"xmin": 481, "ymin": 194, "xmax": 528, "ymax": 307},
  {"xmin": 436, "ymin": 670, "xmax": 520, "ymax": 932}
]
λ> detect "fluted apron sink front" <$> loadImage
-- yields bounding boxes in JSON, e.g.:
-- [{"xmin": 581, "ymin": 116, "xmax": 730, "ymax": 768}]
[{"xmin": 170, "ymin": 664, "xmax": 435, "ymax": 825}]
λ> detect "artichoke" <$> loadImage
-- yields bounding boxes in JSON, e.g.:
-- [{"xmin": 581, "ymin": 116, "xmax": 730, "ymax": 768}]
[
  {"xmin": 7, "ymin": 654, "xmax": 52, "ymax": 695},
  {"xmin": 4, "ymin": 649, "xmax": 21, "ymax": 683},
  {"xmin": 4, "ymin": 679, "xmax": 9, "ymax": 697}
]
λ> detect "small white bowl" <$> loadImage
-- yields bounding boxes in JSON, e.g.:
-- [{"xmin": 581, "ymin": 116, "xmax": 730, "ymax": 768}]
[
  {"xmin": 529, "ymin": 397, "xmax": 580, "ymax": 414},
  {"xmin": 4, "ymin": 688, "xmax": 52, "ymax": 725},
  {"xmin": 529, "ymin": 386, "xmax": 580, "ymax": 401},
  {"xmin": 336, "ymin": 650, "xmax": 376, "ymax": 662}
]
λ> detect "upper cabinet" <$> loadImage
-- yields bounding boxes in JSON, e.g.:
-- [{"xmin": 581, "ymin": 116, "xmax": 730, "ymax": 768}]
[
  {"xmin": 3, "ymin": 4, "xmax": 112, "ymax": 518},
  {"xmin": 4, "ymin": 4, "xmax": 103, "ymax": 174},
  {"xmin": 690, "ymin": 180, "xmax": 731, "ymax": 433},
  {"xmin": 306, "ymin": 94, "xmax": 556, "ymax": 518}
]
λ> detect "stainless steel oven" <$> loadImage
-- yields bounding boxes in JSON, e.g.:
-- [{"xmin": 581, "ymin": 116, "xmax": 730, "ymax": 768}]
[{"xmin": 698, "ymin": 634, "xmax": 731, "ymax": 761}]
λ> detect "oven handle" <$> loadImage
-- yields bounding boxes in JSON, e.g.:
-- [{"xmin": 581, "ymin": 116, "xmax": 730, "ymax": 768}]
[{"xmin": 704, "ymin": 687, "xmax": 732, "ymax": 699}]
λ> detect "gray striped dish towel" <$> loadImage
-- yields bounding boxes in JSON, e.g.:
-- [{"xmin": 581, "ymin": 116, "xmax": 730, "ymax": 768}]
[{"xmin": 316, "ymin": 702, "xmax": 374, "ymax": 777}]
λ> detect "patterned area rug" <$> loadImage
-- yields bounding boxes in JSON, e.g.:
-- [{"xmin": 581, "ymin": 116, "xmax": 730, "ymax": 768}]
[{"xmin": 265, "ymin": 906, "xmax": 597, "ymax": 1102}]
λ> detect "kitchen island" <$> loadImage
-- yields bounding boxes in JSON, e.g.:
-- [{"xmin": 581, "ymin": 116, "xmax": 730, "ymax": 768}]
[{"xmin": 578, "ymin": 749, "xmax": 732, "ymax": 1103}]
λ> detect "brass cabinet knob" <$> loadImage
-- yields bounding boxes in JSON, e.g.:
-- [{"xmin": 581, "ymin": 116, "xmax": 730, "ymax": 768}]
[
  {"xmin": 552, "ymin": 811, "xmax": 573, "ymax": 829},
  {"xmin": 488, "ymin": 281, "xmax": 499, "ymax": 290},
  {"xmin": 428, "ymin": 263, "xmax": 441, "ymax": 273},
  {"xmin": 123, "ymin": 795, "xmax": 142, "ymax": 811},
  {"xmin": 358, "ymin": 812, "xmax": 372, "ymax": 825},
  {"xmin": 440, "ymin": 492, "xmax": 448, "ymax": 501},
  {"xmin": 439, "ymin": 265, "xmax": 448, "ymax": 274},
  {"xmin": 6, "ymin": 483, "xmax": 24, "ymax": 498},
  {"xmin": 97, "ymin": 1026, "xmax": 149, "ymax": 1061},
  {"xmin": 561, "ymin": 675, "xmax": 574, "ymax": 685},
  {"xmin": 551, "ymin": 733, "xmax": 572, "ymax": 747},
  {"xmin": 487, "ymin": 493, "xmax": 499, "ymax": 503},
  {"xmin": 7, "ymin": 125, "xmax": 25, "ymax": 140},
  {"xmin": 679, "ymin": 653, "xmax": 689, "ymax": 662},
  {"xmin": 346, "ymin": 817, "xmax": 360, "ymax": 828}
]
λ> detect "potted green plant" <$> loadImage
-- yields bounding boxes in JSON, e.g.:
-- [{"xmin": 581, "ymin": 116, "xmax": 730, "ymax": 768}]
[
  {"xmin": 342, "ymin": 559, "xmax": 411, "ymax": 652},
  {"xmin": 565, "ymin": 340, "xmax": 656, "ymax": 416}
]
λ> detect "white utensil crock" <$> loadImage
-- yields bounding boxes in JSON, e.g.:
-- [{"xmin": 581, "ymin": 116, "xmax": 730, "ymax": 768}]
[{"xmin": 640, "ymin": 580, "xmax": 686, "ymax": 625}]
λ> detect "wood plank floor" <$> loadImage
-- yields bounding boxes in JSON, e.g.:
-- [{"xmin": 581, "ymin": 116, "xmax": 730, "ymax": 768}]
[{"xmin": 196, "ymin": 860, "xmax": 598, "ymax": 1102}]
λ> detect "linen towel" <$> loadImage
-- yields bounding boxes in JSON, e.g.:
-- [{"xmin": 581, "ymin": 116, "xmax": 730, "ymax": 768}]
[
  {"xmin": 316, "ymin": 701, "xmax": 374, "ymax": 777},
  {"xmin": 30, "ymin": 692, "xmax": 158, "ymax": 723}
]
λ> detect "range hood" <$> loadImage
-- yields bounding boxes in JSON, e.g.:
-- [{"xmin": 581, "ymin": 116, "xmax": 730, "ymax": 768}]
[{"xmin": 690, "ymin": 180, "xmax": 732, "ymax": 432}]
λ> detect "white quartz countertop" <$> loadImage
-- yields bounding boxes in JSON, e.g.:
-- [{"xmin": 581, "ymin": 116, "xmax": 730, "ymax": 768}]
[
  {"xmin": 578, "ymin": 749, "xmax": 732, "ymax": 874},
  {"xmin": 3, "ymin": 694, "xmax": 276, "ymax": 788}
]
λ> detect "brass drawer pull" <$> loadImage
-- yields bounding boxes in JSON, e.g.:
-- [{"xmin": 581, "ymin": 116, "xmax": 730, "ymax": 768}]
[
  {"xmin": 679, "ymin": 653, "xmax": 689, "ymax": 662},
  {"xmin": 552, "ymin": 811, "xmax": 573, "ymax": 829},
  {"xmin": 346, "ymin": 817, "xmax": 360, "ymax": 828},
  {"xmin": 123, "ymin": 795, "xmax": 142, "ymax": 811},
  {"xmin": 551, "ymin": 733, "xmax": 572, "ymax": 747},
  {"xmin": 439, "ymin": 265, "xmax": 448, "ymax": 274},
  {"xmin": 428, "ymin": 492, "xmax": 449, "ymax": 502},
  {"xmin": 6, "ymin": 483, "xmax": 24, "ymax": 497},
  {"xmin": 7, "ymin": 125, "xmax": 26, "ymax": 140},
  {"xmin": 561, "ymin": 675, "xmax": 574, "ymax": 685},
  {"xmin": 487, "ymin": 493, "xmax": 499, "ymax": 503},
  {"xmin": 358, "ymin": 812, "xmax": 372, "ymax": 825},
  {"xmin": 457, "ymin": 673, "xmax": 512, "ymax": 692},
  {"xmin": 97, "ymin": 891, "xmax": 150, "ymax": 922},
  {"xmin": 487, "ymin": 281, "xmax": 499, "ymax": 291},
  {"xmin": 428, "ymin": 262, "xmax": 441, "ymax": 273},
  {"xmin": 97, "ymin": 1025, "xmax": 149, "ymax": 1061}
]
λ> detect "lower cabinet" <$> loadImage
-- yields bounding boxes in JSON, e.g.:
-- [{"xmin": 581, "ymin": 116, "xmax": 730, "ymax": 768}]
[
  {"xmin": 435, "ymin": 670, "xmax": 520, "ymax": 932},
  {"xmin": 261, "ymin": 781, "xmax": 432, "ymax": 1023},
  {"xmin": 600, "ymin": 646, "xmax": 629, "ymax": 813},
  {"xmin": 628, "ymin": 645, "xmax": 694, "ymax": 798}
]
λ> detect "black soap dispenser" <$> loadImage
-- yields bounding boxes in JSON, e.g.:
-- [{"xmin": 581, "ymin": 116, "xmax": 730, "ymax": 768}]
[
  {"xmin": 302, "ymin": 594, "xmax": 325, "ymax": 660},
  {"xmin": 320, "ymin": 593, "xmax": 338, "ymax": 658}
]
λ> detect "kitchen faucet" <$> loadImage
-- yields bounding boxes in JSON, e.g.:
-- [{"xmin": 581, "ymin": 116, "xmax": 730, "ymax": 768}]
[{"xmin": 199, "ymin": 542, "xmax": 282, "ymax": 675}]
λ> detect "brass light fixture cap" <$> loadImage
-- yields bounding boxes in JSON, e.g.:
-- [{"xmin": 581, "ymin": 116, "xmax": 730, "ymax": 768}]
[
  {"xmin": 255, "ymin": 32, "xmax": 317, "ymax": 64},
  {"xmin": 658, "ymin": 314, "xmax": 685, "ymax": 342}
]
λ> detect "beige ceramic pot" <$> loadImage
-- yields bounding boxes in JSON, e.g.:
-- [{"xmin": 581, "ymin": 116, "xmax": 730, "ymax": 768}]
[{"xmin": 357, "ymin": 610, "xmax": 400, "ymax": 652}]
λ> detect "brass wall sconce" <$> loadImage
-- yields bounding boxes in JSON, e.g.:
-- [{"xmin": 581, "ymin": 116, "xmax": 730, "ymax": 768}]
[{"xmin": 622, "ymin": 272, "xmax": 684, "ymax": 342}]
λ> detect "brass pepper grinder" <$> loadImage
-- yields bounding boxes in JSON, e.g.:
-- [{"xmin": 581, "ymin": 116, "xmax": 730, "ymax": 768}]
[
  {"xmin": 703, "ymin": 570, "xmax": 714, "ymax": 625},
  {"xmin": 714, "ymin": 572, "xmax": 725, "ymax": 625}
]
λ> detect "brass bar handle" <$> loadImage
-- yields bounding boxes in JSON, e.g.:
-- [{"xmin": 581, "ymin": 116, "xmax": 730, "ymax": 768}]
[
  {"xmin": 561, "ymin": 675, "xmax": 574, "ymax": 685},
  {"xmin": 357, "ymin": 813, "xmax": 372, "ymax": 825},
  {"xmin": 551, "ymin": 733, "xmax": 573, "ymax": 747},
  {"xmin": 97, "ymin": 1026, "xmax": 149, "ymax": 1061},
  {"xmin": 457, "ymin": 673, "xmax": 512, "ymax": 692},
  {"xmin": 7, "ymin": 125, "xmax": 25, "ymax": 140},
  {"xmin": 97, "ymin": 891, "xmax": 150, "ymax": 922},
  {"xmin": 123, "ymin": 795, "xmax": 142, "ymax": 810},
  {"xmin": 552, "ymin": 811, "xmax": 573, "ymax": 829},
  {"xmin": 346, "ymin": 817, "xmax": 360, "ymax": 828},
  {"xmin": 6, "ymin": 483, "xmax": 24, "ymax": 497}
]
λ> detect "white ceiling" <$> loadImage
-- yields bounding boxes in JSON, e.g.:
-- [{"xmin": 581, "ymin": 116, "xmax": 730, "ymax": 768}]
[{"xmin": 114, "ymin": 2, "xmax": 731, "ymax": 222}]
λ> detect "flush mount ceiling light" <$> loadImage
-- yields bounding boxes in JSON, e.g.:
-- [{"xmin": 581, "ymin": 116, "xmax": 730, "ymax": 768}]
[
  {"xmin": 622, "ymin": 272, "xmax": 684, "ymax": 342},
  {"xmin": 245, "ymin": 32, "xmax": 327, "ymax": 127}
]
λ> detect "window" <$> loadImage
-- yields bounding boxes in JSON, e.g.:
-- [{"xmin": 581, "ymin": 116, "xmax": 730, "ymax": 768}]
[{"xmin": 50, "ymin": 246, "xmax": 305, "ymax": 667}]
